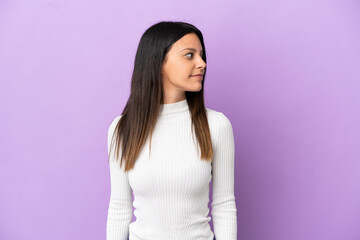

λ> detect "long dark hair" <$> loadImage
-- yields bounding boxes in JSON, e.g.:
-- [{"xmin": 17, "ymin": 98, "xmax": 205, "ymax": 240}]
[{"xmin": 108, "ymin": 21, "xmax": 213, "ymax": 172}]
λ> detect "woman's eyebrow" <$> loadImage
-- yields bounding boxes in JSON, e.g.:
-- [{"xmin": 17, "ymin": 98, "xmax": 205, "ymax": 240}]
[{"xmin": 180, "ymin": 48, "xmax": 203, "ymax": 53}]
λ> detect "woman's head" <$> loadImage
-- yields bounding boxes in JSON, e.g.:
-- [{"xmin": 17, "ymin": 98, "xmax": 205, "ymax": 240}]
[
  {"xmin": 131, "ymin": 21, "xmax": 207, "ymax": 103},
  {"xmin": 161, "ymin": 32, "xmax": 206, "ymax": 99},
  {"xmin": 110, "ymin": 21, "xmax": 213, "ymax": 172}
]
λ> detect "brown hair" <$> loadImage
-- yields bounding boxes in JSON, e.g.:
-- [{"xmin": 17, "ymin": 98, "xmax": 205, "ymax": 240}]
[{"xmin": 108, "ymin": 21, "xmax": 213, "ymax": 172}]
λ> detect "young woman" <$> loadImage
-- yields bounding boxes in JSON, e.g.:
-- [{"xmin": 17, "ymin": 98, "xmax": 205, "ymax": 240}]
[{"xmin": 106, "ymin": 21, "xmax": 237, "ymax": 240}]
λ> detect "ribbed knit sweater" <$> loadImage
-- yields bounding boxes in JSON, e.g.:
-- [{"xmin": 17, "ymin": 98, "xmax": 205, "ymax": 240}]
[{"xmin": 106, "ymin": 98, "xmax": 237, "ymax": 240}]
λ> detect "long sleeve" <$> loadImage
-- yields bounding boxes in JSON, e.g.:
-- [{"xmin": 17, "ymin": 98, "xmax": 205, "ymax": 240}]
[
  {"xmin": 211, "ymin": 112, "xmax": 238, "ymax": 240},
  {"xmin": 106, "ymin": 116, "xmax": 133, "ymax": 240}
]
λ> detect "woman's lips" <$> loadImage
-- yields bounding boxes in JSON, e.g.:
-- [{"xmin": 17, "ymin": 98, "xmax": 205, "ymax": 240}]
[{"xmin": 191, "ymin": 74, "xmax": 203, "ymax": 79}]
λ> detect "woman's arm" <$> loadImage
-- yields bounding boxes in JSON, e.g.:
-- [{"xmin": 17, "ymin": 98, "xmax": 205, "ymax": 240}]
[
  {"xmin": 106, "ymin": 116, "xmax": 133, "ymax": 240},
  {"xmin": 211, "ymin": 112, "xmax": 238, "ymax": 239}
]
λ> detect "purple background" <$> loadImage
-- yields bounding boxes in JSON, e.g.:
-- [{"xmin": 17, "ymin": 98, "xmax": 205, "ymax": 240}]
[{"xmin": 1, "ymin": 0, "xmax": 359, "ymax": 239}]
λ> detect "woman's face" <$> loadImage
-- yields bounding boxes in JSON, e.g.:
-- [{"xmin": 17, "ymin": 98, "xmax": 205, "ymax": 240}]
[{"xmin": 161, "ymin": 33, "xmax": 206, "ymax": 95}]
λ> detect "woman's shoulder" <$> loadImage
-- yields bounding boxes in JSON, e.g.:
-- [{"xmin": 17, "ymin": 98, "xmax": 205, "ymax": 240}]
[
  {"xmin": 206, "ymin": 107, "xmax": 232, "ymax": 125},
  {"xmin": 110, "ymin": 114, "xmax": 122, "ymax": 125},
  {"xmin": 108, "ymin": 115, "xmax": 123, "ymax": 135},
  {"xmin": 205, "ymin": 107, "xmax": 233, "ymax": 134}
]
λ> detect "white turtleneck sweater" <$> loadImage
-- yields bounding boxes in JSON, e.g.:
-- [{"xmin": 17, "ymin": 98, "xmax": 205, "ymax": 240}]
[{"xmin": 106, "ymin": 99, "xmax": 237, "ymax": 240}]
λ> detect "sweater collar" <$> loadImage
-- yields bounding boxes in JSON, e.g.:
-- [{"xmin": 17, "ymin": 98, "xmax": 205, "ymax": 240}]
[{"xmin": 159, "ymin": 99, "xmax": 189, "ymax": 115}]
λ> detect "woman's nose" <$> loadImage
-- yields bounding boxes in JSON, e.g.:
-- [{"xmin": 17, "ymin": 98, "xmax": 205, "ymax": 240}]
[{"xmin": 197, "ymin": 57, "xmax": 206, "ymax": 68}]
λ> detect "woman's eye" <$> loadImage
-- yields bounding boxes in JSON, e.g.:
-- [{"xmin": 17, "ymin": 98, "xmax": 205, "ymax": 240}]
[{"xmin": 185, "ymin": 52, "xmax": 204, "ymax": 59}]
